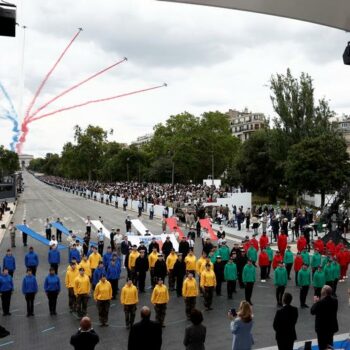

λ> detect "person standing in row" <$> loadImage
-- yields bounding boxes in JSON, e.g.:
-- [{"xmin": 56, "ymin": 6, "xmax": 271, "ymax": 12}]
[
  {"xmin": 65, "ymin": 261, "xmax": 79, "ymax": 313},
  {"xmin": 311, "ymin": 285, "xmax": 338, "ymax": 350},
  {"xmin": 121, "ymin": 279, "xmax": 139, "ymax": 329},
  {"xmin": 8, "ymin": 221, "xmax": 16, "ymax": 248},
  {"xmin": 185, "ymin": 250, "xmax": 197, "ymax": 276},
  {"xmin": 3, "ymin": 249, "xmax": 16, "ymax": 277},
  {"xmin": 148, "ymin": 247, "xmax": 159, "ymax": 288},
  {"xmin": 294, "ymin": 252, "xmax": 303, "ymax": 286},
  {"xmin": 298, "ymin": 263, "xmax": 311, "ymax": 308},
  {"xmin": 94, "ymin": 274, "xmax": 112, "ymax": 327},
  {"xmin": 128, "ymin": 246, "xmax": 140, "ymax": 285},
  {"xmin": 174, "ymin": 253, "xmax": 186, "ymax": 297},
  {"xmin": 45, "ymin": 218, "xmax": 52, "ymax": 240},
  {"xmin": 25, "ymin": 247, "xmax": 39, "ymax": 276},
  {"xmin": 214, "ymin": 256, "xmax": 225, "ymax": 296},
  {"xmin": 274, "ymin": 262, "xmax": 288, "ymax": 307},
  {"xmin": 166, "ymin": 249, "xmax": 177, "ymax": 291},
  {"xmin": 182, "ymin": 273, "xmax": 198, "ymax": 320},
  {"xmin": 200, "ymin": 264, "xmax": 216, "ymax": 311},
  {"xmin": 283, "ymin": 246, "xmax": 294, "ymax": 280},
  {"xmin": 313, "ymin": 265, "xmax": 325, "ymax": 298},
  {"xmin": 55, "ymin": 218, "xmax": 62, "ymax": 242},
  {"xmin": 151, "ymin": 278, "xmax": 169, "ymax": 327},
  {"xmin": 0, "ymin": 268, "xmax": 14, "ymax": 316},
  {"xmin": 48, "ymin": 245, "xmax": 60, "ymax": 275},
  {"xmin": 273, "ymin": 292, "xmax": 298, "ymax": 350},
  {"xmin": 22, "ymin": 268, "xmax": 38, "ymax": 317},
  {"xmin": 44, "ymin": 267, "xmax": 61, "ymax": 315},
  {"xmin": 88, "ymin": 246, "xmax": 101, "ymax": 278},
  {"xmin": 243, "ymin": 260, "xmax": 256, "ymax": 305},
  {"xmin": 22, "ymin": 219, "xmax": 28, "ymax": 247},
  {"xmin": 135, "ymin": 250, "xmax": 149, "ymax": 293},
  {"xmin": 74, "ymin": 267, "xmax": 91, "ymax": 317},
  {"xmin": 154, "ymin": 254, "xmax": 167, "ymax": 284},
  {"xmin": 224, "ymin": 257, "xmax": 237, "ymax": 299},
  {"xmin": 107, "ymin": 256, "xmax": 121, "ymax": 299},
  {"xmin": 97, "ymin": 228, "xmax": 105, "ymax": 256},
  {"xmin": 258, "ymin": 248, "xmax": 269, "ymax": 283}
]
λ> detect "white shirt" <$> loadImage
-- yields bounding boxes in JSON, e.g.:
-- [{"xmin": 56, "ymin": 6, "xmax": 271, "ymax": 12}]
[
  {"xmin": 97, "ymin": 231, "xmax": 104, "ymax": 242},
  {"xmin": 114, "ymin": 233, "xmax": 122, "ymax": 245},
  {"xmin": 50, "ymin": 239, "xmax": 58, "ymax": 246}
]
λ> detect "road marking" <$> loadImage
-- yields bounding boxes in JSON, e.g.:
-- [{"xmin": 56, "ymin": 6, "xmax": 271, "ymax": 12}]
[
  {"xmin": 0, "ymin": 341, "xmax": 14, "ymax": 347},
  {"xmin": 41, "ymin": 327, "xmax": 55, "ymax": 333}
]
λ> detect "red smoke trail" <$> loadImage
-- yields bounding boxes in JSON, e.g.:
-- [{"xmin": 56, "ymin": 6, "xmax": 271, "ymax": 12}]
[
  {"xmin": 28, "ymin": 83, "xmax": 167, "ymax": 122},
  {"xmin": 24, "ymin": 28, "xmax": 82, "ymax": 123},
  {"xmin": 28, "ymin": 57, "xmax": 127, "ymax": 121}
]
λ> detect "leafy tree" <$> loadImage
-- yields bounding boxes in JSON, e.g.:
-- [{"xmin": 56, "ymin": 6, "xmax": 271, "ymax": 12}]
[
  {"xmin": 285, "ymin": 133, "xmax": 350, "ymax": 207},
  {"xmin": 0, "ymin": 145, "xmax": 20, "ymax": 177}
]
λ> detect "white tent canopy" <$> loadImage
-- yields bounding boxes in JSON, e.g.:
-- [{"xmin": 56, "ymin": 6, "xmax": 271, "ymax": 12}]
[{"xmin": 158, "ymin": 0, "xmax": 350, "ymax": 32}]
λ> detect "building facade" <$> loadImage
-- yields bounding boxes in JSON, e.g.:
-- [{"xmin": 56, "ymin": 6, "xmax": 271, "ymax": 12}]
[
  {"xmin": 225, "ymin": 108, "xmax": 268, "ymax": 141},
  {"xmin": 334, "ymin": 115, "xmax": 350, "ymax": 155},
  {"xmin": 131, "ymin": 133, "xmax": 153, "ymax": 148}
]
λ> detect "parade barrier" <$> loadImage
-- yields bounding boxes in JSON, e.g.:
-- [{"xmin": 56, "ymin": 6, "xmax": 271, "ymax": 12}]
[
  {"xmin": 90, "ymin": 220, "xmax": 111, "ymax": 240},
  {"xmin": 131, "ymin": 219, "xmax": 153, "ymax": 235},
  {"xmin": 199, "ymin": 218, "xmax": 218, "ymax": 240},
  {"xmin": 166, "ymin": 217, "xmax": 184, "ymax": 239},
  {"xmin": 127, "ymin": 233, "xmax": 179, "ymax": 251},
  {"xmin": 51, "ymin": 221, "xmax": 97, "ymax": 247},
  {"xmin": 16, "ymin": 225, "xmax": 66, "ymax": 250}
]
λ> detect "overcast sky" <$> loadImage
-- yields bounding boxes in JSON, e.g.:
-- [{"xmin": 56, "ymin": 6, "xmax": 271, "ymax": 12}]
[{"xmin": 0, "ymin": 0, "xmax": 349, "ymax": 157}]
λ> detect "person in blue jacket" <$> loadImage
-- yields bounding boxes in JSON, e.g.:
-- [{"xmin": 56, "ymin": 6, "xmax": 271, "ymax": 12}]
[
  {"xmin": 103, "ymin": 246, "xmax": 113, "ymax": 271},
  {"xmin": 3, "ymin": 249, "xmax": 16, "ymax": 277},
  {"xmin": 22, "ymin": 268, "xmax": 38, "ymax": 317},
  {"xmin": 48, "ymin": 245, "xmax": 61, "ymax": 274},
  {"xmin": 92, "ymin": 261, "xmax": 106, "ymax": 289},
  {"xmin": 107, "ymin": 256, "xmax": 121, "ymax": 299},
  {"xmin": 69, "ymin": 244, "xmax": 81, "ymax": 264},
  {"xmin": 44, "ymin": 267, "xmax": 61, "ymax": 315},
  {"xmin": 25, "ymin": 247, "xmax": 39, "ymax": 276},
  {"xmin": 0, "ymin": 268, "xmax": 14, "ymax": 315}
]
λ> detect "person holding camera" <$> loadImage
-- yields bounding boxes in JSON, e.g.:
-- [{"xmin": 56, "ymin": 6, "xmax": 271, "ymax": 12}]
[{"xmin": 228, "ymin": 300, "xmax": 254, "ymax": 350}]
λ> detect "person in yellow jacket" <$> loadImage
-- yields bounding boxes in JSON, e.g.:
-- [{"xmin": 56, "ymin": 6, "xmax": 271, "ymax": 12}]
[
  {"xmin": 74, "ymin": 267, "xmax": 91, "ymax": 317},
  {"xmin": 184, "ymin": 249, "xmax": 197, "ymax": 276},
  {"xmin": 182, "ymin": 272, "xmax": 199, "ymax": 319},
  {"xmin": 120, "ymin": 278, "xmax": 139, "ymax": 329},
  {"xmin": 65, "ymin": 261, "xmax": 79, "ymax": 313},
  {"xmin": 79, "ymin": 255, "xmax": 92, "ymax": 279},
  {"xmin": 200, "ymin": 264, "xmax": 216, "ymax": 311},
  {"xmin": 151, "ymin": 278, "xmax": 169, "ymax": 327},
  {"xmin": 166, "ymin": 248, "xmax": 178, "ymax": 291},
  {"xmin": 128, "ymin": 245, "xmax": 140, "ymax": 285},
  {"xmin": 88, "ymin": 246, "xmax": 101, "ymax": 276},
  {"xmin": 94, "ymin": 274, "xmax": 112, "ymax": 326},
  {"xmin": 148, "ymin": 247, "xmax": 159, "ymax": 288}
]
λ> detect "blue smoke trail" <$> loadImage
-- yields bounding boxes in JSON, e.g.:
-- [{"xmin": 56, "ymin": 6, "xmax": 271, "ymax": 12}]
[{"xmin": 0, "ymin": 83, "xmax": 20, "ymax": 152}]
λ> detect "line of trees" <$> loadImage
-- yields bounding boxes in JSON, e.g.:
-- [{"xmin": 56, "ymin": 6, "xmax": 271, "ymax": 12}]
[
  {"xmin": 28, "ymin": 69, "xmax": 350, "ymax": 206},
  {"xmin": 0, "ymin": 145, "xmax": 19, "ymax": 180}
]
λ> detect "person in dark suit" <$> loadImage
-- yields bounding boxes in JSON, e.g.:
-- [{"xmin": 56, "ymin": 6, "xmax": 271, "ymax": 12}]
[
  {"xmin": 128, "ymin": 306, "xmax": 162, "ymax": 350},
  {"xmin": 310, "ymin": 285, "xmax": 338, "ymax": 350},
  {"xmin": 183, "ymin": 309, "xmax": 206, "ymax": 350},
  {"xmin": 70, "ymin": 317, "xmax": 99, "ymax": 350},
  {"xmin": 273, "ymin": 292, "xmax": 298, "ymax": 350}
]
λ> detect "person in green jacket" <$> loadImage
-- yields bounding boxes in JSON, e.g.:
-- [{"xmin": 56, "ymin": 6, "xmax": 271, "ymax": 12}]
[
  {"xmin": 312, "ymin": 265, "xmax": 325, "ymax": 297},
  {"xmin": 331, "ymin": 258, "xmax": 341, "ymax": 297},
  {"xmin": 283, "ymin": 246, "xmax": 294, "ymax": 280},
  {"xmin": 297, "ymin": 263, "xmax": 311, "ymax": 308},
  {"xmin": 224, "ymin": 257, "xmax": 237, "ymax": 299},
  {"xmin": 274, "ymin": 261, "xmax": 288, "ymax": 306},
  {"xmin": 265, "ymin": 244, "xmax": 274, "ymax": 279},
  {"xmin": 323, "ymin": 259, "xmax": 334, "ymax": 290},
  {"xmin": 311, "ymin": 249, "xmax": 322, "ymax": 275},
  {"xmin": 242, "ymin": 259, "xmax": 256, "ymax": 305},
  {"xmin": 218, "ymin": 241, "xmax": 230, "ymax": 263},
  {"xmin": 247, "ymin": 244, "xmax": 257, "ymax": 266},
  {"xmin": 301, "ymin": 249, "xmax": 310, "ymax": 266}
]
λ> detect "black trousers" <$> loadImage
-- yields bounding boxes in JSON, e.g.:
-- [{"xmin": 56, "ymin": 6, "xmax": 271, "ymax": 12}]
[
  {"xmin": 300, "ymin": 285, "xmax": 309, "ymax": 306},
  {"xmin": 295, "ymin": 271, "xmax": 299, "ymax": 286},
  {"xmin": 57, "ymin": 231, "xmax": 62, "ymax": 242},
  {"xmin": 276, "ymin": 286, "xmax": 285, "ymax": 305},
  {"xmin": 245, "ymin": 282, "xmax": 254, "ymax": 304},
  {"xmin": 260, "ymin": 266, "xmax": 267, "ymax": 280},
  {"xmin": 109, "ymin": 279, "xmax": 119, "ymax": 299},
  {"xmin": 22, "ymin": 233, "xmax": 27, "ymax": 246},
  {"xmin": 333, "ymin": 279, "xmax": 338, "ymax": 296},
  {"xmin": 267, "ymin": 262, "xmax": 272, "ymax": 278},
  {"xmin": 47, "ymin": 291, "xmax": 58, "ymax": 314},
  {"xmin": 227, "ymin": 280, "xmax": 236, "ymax": 298},
  {"xmin": 216, "ymin": 279, "xmax": 223, "ymax": 296},
  {"xmin": 46, "ymin": 229, "xmax": 52, "ymax": 240},
  {"xmin": 286, "ymin": 263, "xmax": 293, "ymax": 279},
  {"xmin": 76, "ymin": 294, "xmax": 89, "ymax": 316},
  {"xmin": 317, "ymin": 332, "xmax": 334, "ymax": 350},
  {"xmin": 97, "ymin": 300, "xmax": 110, "ymax": 324},
  {"xmin": 203, "ymin": 286, "xmax": 214, "ymax": 308},
  {"xmin": 68, "ymin": 287, "xmax": 76, "ymax": 311},
  {"xmin": 168, "ymin": 270, "xmax": 175, "ymax": 290},
  {"xmin": 50, "ymin": 263, "xmax": 59, "ymax": 275},
  {"xmin": 98, "ymin": 242, "xmax": 104, "ymax": 256},
  {"xmin": 184, "ymin": 297, "xmax": 196, "ymax": 318},
  {"xmin": 277, "ymin": 338, "xmax": 294, "ymax": 350},
  {"xmin": 176, "ymin": 276, "xmax": 184, "ymax": 297},
  {"xmin": 25, "ymin": 293, "xmax": 35, "ymax": 315},
  {"xmin": 1, "ymin": 291, "xmax": 12, "ymax": 314},
  {"xmin": 314, "ymin": 287, "xmax": 322, "ymax": 297},
  {"xmin": 137, "ymin": 272, "xmax": 146, "ymax": 292},
  {"xmin": 154, "ymin": 303, "xmax": 167, "ymax": 325},
  {"xmin": 124, "ymin": 304, "xmax": 137, "ymax": 327}
]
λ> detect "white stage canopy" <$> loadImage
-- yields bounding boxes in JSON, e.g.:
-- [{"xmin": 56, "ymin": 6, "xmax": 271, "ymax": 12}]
[{"xmin": 158, "ymin": 0, "xmax": 350, "ymax": 32}]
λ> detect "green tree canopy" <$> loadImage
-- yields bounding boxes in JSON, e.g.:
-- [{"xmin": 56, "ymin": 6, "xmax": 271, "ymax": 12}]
[{"xmin": 0, "ymin": 145, "xmax": 19, "ymax": 178}]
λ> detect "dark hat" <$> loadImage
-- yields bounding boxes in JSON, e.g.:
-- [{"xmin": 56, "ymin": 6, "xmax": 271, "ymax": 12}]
[{"xmin": 79, "ymin": 267, "xmax": 85, "ymax": 272}]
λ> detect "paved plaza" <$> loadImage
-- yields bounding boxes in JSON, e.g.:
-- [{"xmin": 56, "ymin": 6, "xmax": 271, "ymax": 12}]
[{"xmin": 0, "ymin": 171, "xmax": 349, "ymax": 350}]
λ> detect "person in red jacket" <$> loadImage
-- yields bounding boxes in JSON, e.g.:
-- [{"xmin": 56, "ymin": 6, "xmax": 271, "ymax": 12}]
[
  {"xmin": 335, "ymin": 242, "xmax": 344, "ymax": 254},
  {"xmin": 259, "ymin": 232, "xmax": 269, "ymax": 251},
  {"xmin": 313, "ymin": 237, "xmax": 324, "ymax": 255},
  {"xmin": 277, "ymin": 232, "xmax": 288, "ymax": 257},
  {"xmin": 294, "ymin": 252, "xmax": 303, "ymax": 286},
  {"xmin": 258, "ymin": 248, "xmax": 270, "ymax": 283},
  {"xmin": 272, "ymin": 251, "xmax": 283, "ymax": 270},
  {"xmin": 297, "ymin": 234, "xmax": 307, "ymax": 253},
  {"xmin": 326, "ymin": 239, "xmax": 336, "ymax": 256},
  {"xmin": 338, "ymin": 248, "xmax": 348, "ymax": 281},
  {"xmin": 250, "ymin": 234, "xmax": 259, "ymax": 252},
  {"xmin": 243, "ymin": 237, "xmax": 250, "ymax": 253}
]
